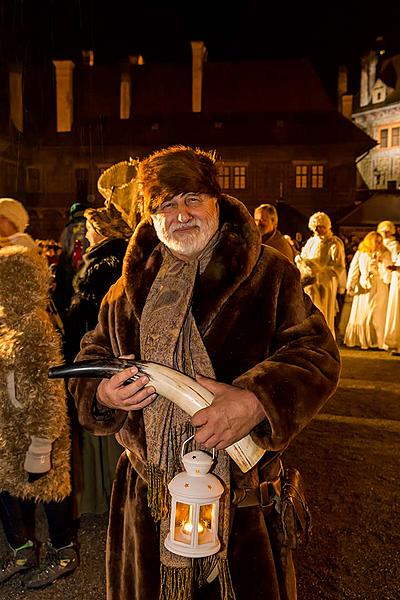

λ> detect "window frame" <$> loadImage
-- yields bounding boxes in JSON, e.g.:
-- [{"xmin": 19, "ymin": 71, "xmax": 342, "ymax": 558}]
[
  {"xmin": 293, "ymin": 162, "xmax": 326, "ymax": 190},
  {"xmin": 216, "ymin": 163, "xmax": 248, "ymax": 191}
]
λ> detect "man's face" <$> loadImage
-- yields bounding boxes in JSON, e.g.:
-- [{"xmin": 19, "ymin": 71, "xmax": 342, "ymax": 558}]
[
  {"xmin": 314, "ymin": 224, "xmax": 328, "ymax": 238},
  {"xmin": 151, "ymin": 192, "xmax": 219, "ymax": 259},
  {"xmin": 0, "ymin": 215, "xmax": 18, "ymax": 237},
  {"xmin": 381, "ymin": 228, "xmax": 392, "ymax": 239},
  {"xmin": 254, "ymin": 209, "xmax": 274, "ymax": 235}
]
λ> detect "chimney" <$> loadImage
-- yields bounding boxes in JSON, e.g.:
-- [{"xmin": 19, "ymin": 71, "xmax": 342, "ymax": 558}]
[
  {"xmin": 368, "ymin": 50, "xmax": 378, "ymax": 96},
  {"xmin": 9, "ymin": 67, "xmax": 23, "ymax": 132},
  {"xmin": 360, "ymin": 50, "xmax": 377, "ymax": 108},
  {"xmin": 120, "ymin": 68, "xmax": 131, "ymax": 119},
  {"xmin": 341, "ymin": 94, "xmax": 353, "ymax": 119},
  {"xmin": 191, "ymin": 41, "xmax": 206, "ymax": 113},
  {"xmin": 360, "ymin": 53, "xmax": 369, "ymax": 107},
  {"xmin": 52, "ymin": 60, "xmax": 75, "ymax": 132},
  {"xmin": 337, "ymin": 65, "xmax": 347, "ymax": 111}
]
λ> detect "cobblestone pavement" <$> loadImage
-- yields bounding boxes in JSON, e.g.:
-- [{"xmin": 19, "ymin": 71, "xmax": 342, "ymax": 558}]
[{"xmin": 0, "ymin": 347, "xmax": 399, "ymax": 599}]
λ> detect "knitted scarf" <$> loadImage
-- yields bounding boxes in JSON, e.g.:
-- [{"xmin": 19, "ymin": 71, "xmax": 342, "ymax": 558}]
[{"xmin": 140, "ymin": 237, "xmax": 235, "ymax": 600}]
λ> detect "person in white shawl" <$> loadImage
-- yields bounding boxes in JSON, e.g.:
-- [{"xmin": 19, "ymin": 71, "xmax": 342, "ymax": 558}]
[
  {"xmin": 295, "ymin": 211, "xmax": 345, "ymax": 337},
  {"xmin": 377, "ymin": 221, "xmax": 400, "ymax": 354},
  {"xmin": 344, "ymin": 231, "xmax": 392, "ymax": 350}
]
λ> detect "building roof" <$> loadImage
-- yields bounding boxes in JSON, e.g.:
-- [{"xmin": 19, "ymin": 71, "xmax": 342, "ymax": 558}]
[
  {"xmin": 73, "ymin": 58, "xmax": 336, "ymax": 118},
  {"xmin": 30, "ymin": 110, "xmax": 375, "ymax": 154},
  {"xmin": 337, "ymin": 191, "xmax": 400, "ymax": 225}
]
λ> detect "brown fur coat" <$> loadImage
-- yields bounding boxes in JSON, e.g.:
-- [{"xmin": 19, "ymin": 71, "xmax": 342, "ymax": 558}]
[
  {"xmin": 0, "ymin": 246, "xmax": 71, "ymax": 502},
  {"xmin": 70, "ymin": 195, "xmax": 341, "ymax": 600}
]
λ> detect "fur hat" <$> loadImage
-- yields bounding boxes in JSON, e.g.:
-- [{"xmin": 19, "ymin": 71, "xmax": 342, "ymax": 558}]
[
  {"xmin": 137, "ymin": 145, "xmax": 221, "ymax": 219},
  {"xmin": 0, "ymin": 198, "xmax": 29, "ymax": 232},
  {"xmin": 84, "ymin": 204, "xmax": 133, "ymax": 240}
]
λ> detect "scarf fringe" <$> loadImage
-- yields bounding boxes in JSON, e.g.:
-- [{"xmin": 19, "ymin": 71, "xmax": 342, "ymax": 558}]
[
  {"xmin": 159, "ymin": 559, "xmax": 236, "ymax": 600},
  {"xmin": 218, "ymin": 558, "xmax": 237, "ymax": 600},
  {"xmin": 160, "ymin": 564, "xmax": 192, "ymax": 600},
  {"xmin": 146, "ymin": 462, "xmax": 169, "ymax": 522}
]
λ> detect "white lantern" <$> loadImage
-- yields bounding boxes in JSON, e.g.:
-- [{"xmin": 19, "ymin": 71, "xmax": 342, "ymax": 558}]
[{"xmin": 164, "ymin": 442, "xmax": 224, "ymax": 558}]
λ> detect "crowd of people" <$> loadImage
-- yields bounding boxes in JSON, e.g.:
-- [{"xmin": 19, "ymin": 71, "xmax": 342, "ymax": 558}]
[
  {"xmin": 253, "ymin": 203, "xmax": 400, "ymax": 353},
  {"xmin": 0, "ymin": 147, "xmax": 398, "ymax": 599}
]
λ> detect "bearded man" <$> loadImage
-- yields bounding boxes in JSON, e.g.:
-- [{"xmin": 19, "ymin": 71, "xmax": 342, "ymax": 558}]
[
  {"xmin": 253, "ymin": 203, "xmax": 296, "ymax": 262},
  {"xmin": 69, "ymin": 146, "xmax": 340, "ymax": 600}
]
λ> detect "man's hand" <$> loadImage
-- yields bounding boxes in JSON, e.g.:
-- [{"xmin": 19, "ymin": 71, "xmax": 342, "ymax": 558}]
[
  {"xmin": 191, "ymin": 375, "xmax": 266, "ymax": 449},
  {"xmin": 97, "ymin": 357, "xmax": 157, "ymax": 412}
]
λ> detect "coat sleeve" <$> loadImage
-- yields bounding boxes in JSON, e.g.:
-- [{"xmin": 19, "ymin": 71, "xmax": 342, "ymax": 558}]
[
  {"xmin": 233, "ymin": 263, "xmax": 341, "ymax": 452},
  {"xmin": 18, "ymin": 314, "xmax": 68, "ymax": 443},
  {"xmin": 67, "ymin": 282, "xmax": 130, "ymax": 435},
  {"xmin": 346, "ymin": 251, "xmax": 361, "ymax": 292}
]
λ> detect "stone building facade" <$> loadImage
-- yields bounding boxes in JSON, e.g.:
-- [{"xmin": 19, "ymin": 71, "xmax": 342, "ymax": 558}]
[
  {"xmin": 0, "ymin": 43, "xmax": 375, "ymax": 240},
  {"xmin": 352, "ymin": 52, "xmax": 400, "ymax": 191}
]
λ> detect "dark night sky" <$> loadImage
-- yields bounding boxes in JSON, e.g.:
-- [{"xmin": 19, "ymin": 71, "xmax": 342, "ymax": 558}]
[{"xmin": 1, "ymin": 1, "xmax": 400, "ymax": 101}]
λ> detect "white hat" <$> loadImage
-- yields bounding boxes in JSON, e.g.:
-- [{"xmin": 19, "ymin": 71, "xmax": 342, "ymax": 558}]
[{"xmin": 0, "ymin": 198, "xmax": 29, "ymax": 232}]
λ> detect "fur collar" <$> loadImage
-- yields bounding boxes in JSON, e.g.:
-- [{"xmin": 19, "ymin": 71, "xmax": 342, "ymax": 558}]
[{"xmin": 122, "ymin": 194, "xmax": 261, "ymax": 331}]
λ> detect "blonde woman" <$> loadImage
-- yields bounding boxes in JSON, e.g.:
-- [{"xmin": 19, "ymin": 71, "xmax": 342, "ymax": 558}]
[{"xmin": 344, "ymin": 231, "xmax": 392, "ymax": 349}]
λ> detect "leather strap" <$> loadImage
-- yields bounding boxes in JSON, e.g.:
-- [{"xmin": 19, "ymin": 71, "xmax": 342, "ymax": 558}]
[{"xmin": 233, "ymin": 461, "xmax": 283, "ymax": 514}]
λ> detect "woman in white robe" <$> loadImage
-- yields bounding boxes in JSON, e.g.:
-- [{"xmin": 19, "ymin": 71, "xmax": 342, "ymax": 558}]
[
  {"xmin": 377, "ymin": 221, "xmax": 400, "ymax": 354},
  {"xmin": 344, "ymin": 231, "xmax": 392, "ymax": 349},
  {"xmin": 295, "ymin": 211, "xmax": 346, "ymax": 337}
]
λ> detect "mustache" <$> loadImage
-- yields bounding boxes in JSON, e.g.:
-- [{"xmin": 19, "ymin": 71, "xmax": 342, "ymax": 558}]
[{"xmin": 170, "ymin": 219, "xmax": 201, "ymax": 233}]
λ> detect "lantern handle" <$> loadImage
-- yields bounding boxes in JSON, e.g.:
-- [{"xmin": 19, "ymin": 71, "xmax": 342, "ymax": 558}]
[{"xmin": 181, "ymin": 434, "xmax": 216, "ymax": 461}]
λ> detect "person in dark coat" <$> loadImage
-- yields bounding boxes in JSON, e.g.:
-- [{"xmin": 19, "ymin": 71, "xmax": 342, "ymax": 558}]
[
  {"xmin": 64, "ymin": 203, "xmax": 133, "ymax": 515},
  {"xmin": 254, "ymin": 203, "xmax": 296, "ymax": 262},
  {"xmin": 69, "ymin": 146, "xmax": 341, "ymax": 600}
]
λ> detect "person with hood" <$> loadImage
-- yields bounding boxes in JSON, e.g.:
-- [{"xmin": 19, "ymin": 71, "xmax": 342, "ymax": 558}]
[
  {"xmin": 64, "ymin": 203, "xmax": 133, "ymax": 514},
  {"xmin": 53, "ymin": 202, "xmax": 89, "ymax": 323},
  {"xmin": 0, "ymin": 198, "xmax": 36, "ymax": 248},
  {"xmin": 69, "ymin": 145, "xmax": 340, "ymax": 600},
  {"xmin": 0, "ymin": 246, "xmax": 78, "ymax": 589},
  {"xmin": 295, "ymin": 211, "xmax": 346, "ymax": 337}
]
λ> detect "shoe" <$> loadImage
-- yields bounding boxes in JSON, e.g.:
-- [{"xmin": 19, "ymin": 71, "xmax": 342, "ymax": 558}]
[
  {"xmin": 391, "ymin": 350, "xmax": 400, "ymax": 356},
  {"xmin": 23, "ymin": 542, "xmax": 79, "ymax": 589},
  {"xmin": 0, "ymin": 542, "xmax": 38, "ymax": 584}
]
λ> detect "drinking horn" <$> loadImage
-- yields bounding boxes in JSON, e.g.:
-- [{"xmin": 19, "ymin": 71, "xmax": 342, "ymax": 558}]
[{"xmin": 48, "ymin": 358, "xmax": 266, "ymax": 473}]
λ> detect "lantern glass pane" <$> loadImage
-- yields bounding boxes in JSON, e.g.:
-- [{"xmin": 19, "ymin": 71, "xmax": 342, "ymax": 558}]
[
  {"xmin": 198, "ymin": 503, "xmax": 214, "ymax": 545},
  {"xmin": 174, "ymin": 502, "xmax": 193, "ymax": 545}
]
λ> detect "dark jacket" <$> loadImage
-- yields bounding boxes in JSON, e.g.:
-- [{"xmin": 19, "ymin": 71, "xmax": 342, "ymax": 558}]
[
  {"xmin": 64, "ymin": 236, "xmax": 128, "ymax": 361},
  {"xmin": 69, "ymin": 194, "xmax": 340, "ymax": 600},
  {"xmin": 262, "ymin": 229, "xmax": 296, "ymax": 262}
]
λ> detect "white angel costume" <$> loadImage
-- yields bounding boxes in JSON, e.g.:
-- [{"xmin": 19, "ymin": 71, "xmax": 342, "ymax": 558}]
[{"xmin": 344, "ymin": 248, "xmax": 392, "ymax": 349}]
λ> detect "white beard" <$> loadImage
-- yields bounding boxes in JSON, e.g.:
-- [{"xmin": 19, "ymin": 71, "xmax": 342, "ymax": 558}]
[{"xmin": 152, "ymin": 212, "xmax": 219, "ymax": 258}]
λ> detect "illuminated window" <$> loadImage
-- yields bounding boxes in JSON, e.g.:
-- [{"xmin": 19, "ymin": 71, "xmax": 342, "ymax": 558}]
[
  {"xmin": 295, "ymin": 165, "xmax": 308, "ymax": 189},
  {"xmin": 311, "ymin": 165, "xmax": 324, "ymax": 188},
  {"xmin": 294, "ymin": 163, "xmax": 325, "ymax": 189},
  {"xmin": 380, "ymin": 129, "xmax": 388, "ymax": 148},
  {"xmin": 233, "ymin": 166, "xmax": 246, "ymax": 189},
  {"xmin": 217, "ymin": 164, "xmax": 247, "ymax": 190},
  {"xmin": 392, "ymin": 127, "xmax": 400, "ymax": 147}
]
